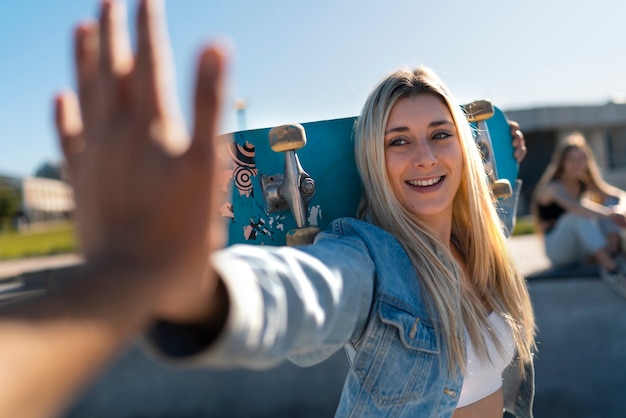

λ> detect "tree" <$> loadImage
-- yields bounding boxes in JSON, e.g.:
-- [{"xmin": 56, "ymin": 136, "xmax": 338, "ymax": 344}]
[
  {"xmin": 0, "ymin": 186, "xmax": 20, "ymax": 231},
  {"xmin": 34, "ymin": 161, "xmax": 63, "ymax": 180}
]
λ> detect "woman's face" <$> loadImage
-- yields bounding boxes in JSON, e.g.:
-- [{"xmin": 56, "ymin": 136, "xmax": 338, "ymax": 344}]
[
  {"xmin": 384, "ymin": 94, "xmax": 463, "ymax": 226},
  {"xmin": 561, "ymin": 147, "xmax": 587, "ymax": 180}
]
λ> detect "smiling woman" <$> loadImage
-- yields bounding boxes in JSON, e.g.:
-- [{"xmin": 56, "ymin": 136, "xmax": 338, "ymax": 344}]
[
  {"xmin": 145, "ymin": 66, "xmax": 536, "ymax": 418},
  {"xmin": 0, "ymin": 2, "xmax": 535, "ymax": 418},
  {"xmin": 383, "ymin": 94, "xmax": 463, "ymax": 229}
]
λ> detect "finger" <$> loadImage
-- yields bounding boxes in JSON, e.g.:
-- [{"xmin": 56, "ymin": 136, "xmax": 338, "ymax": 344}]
[
  {"xmin": 189, "ymin": 46, "xmax": 227, "ymax": 160},
  {"xmin": 512, "ymin": 131, "xmax": 524, "ymax": 147},
  {"xmin": 74, "ymin": 22, "xmax": 99, "ymax": 126},
  {"xmin": 133, "ymin": 0, "xmax": 175, "ymax": 121},
  {"xmin": 508, "ymin": 121, "xmax": 526, "ymax": 162},
  {"xmin": 513, "ymin": 130, "xmax": 526, "ymax": 162},
  {"xmin": 189, "ymin": 46, "xmax": 229, "ymax": 251},
  {"xmin": 99, "ymin": 0, "xmax": 133, "ymax": 77},
  {"xmin": 54, "ymin": 91, "xmax": 85, "ymax": 177},
  {"xmin": 510, "ymin": 124, "xmax": 523, "ymax": 143},
  {"xmin": 98, "ymin": 0, "xmax": 133, "ymax": 117},
  {"xmin": 514, "ymin": 145, "xmax": 527, "ymax": 163}
]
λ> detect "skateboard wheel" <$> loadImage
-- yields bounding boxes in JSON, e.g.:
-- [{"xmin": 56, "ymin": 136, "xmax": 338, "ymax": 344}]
[
  {"xmin": 492, "ymin": 179, "xmax": 513, "ymax": 200},
  {"xmin": 286, "ymin": 226, "xmax": 321, "ymax": 246},
  {"xmin": 269, "ymin": 124, "xmax": 307, "ymax": 152},
  {"xmin": 463, "ymin": 100, "xmax": 494, "ymax": 123}
]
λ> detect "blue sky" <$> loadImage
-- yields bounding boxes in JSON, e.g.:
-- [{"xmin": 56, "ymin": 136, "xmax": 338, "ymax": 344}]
[{"xmin": 2, "ymin": 0, "xmax": 626, "ymax": 177}]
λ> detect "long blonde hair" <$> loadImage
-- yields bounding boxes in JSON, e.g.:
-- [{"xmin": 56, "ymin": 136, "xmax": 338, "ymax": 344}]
[{"xmin": 355, "ymin": 66, "xmax": 535, "ymax": 374}]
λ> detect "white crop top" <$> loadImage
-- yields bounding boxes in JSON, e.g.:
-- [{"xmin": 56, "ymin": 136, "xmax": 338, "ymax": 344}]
[{"xmin": 456, "ymin": 311, "xmax": 515, "ymax": 408}]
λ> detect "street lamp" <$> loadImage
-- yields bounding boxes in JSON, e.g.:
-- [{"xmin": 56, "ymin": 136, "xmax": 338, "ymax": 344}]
[{"xmin": 235, "ymin": 98, "xmax": 247, "ymax": 131}]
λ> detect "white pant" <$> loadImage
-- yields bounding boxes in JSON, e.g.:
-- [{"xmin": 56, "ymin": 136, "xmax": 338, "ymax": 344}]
[{"xmin": 544, "ymin": 213, "xmax": 617, "ymax": 266}]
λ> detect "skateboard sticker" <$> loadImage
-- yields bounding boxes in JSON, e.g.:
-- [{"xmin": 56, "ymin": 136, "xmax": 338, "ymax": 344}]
[{"xmin": 228, "ymin": 141, "xmax": 258, "ymax": 198}]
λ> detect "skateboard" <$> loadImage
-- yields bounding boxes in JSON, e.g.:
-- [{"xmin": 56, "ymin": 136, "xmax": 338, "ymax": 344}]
[
  {"xmin": 221, "ymin": 100, "xmax": 517, "ymax": 247},
  {"xmin": 462, "ymin": 100, "xmax": 517, "ymax": 200}
]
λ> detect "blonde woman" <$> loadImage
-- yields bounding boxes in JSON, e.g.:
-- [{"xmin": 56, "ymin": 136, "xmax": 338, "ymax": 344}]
[
  {"xmin": 145, "ymin": 66, "xmax": 536, "ymax": 418},
  {"xmin": 532, "ymin": 133, "xmax": 626, "ymax": 278},
  {"xmin": 41, "ymin": 1, "xmax": 535, "ymax": 418}
]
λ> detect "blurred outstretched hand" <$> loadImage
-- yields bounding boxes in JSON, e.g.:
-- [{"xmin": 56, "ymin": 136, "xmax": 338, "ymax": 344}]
[
  {"xmin": 54, "ymin": 0, "xmax": 229, "ymax": 322},
  {"xmin": 0, "ymin": 2, "xmax": 229, "ymax": 417}
]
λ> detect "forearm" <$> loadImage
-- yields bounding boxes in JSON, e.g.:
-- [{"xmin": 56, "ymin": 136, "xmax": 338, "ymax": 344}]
[
  {"xmin": 0, "ymin": 264, "xmax": 166, "ymax": 418},
  {"xmin": 145, "ymin": 238, "xmax": 375, "ymax": 370},
  {"xmin": 603, "ymin": 191, "xmax": 626, "ymax": 213},
  {"xmin": 579, "ymin": 198, "xmax": 615, "ymax": 219},
  {"xmin": 24, "ymin": 0, "xmax": 228, "ymax": 415}
]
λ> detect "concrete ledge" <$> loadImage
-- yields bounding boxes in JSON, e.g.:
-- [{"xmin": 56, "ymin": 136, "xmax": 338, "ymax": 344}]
[
  {"xmin": 61, "ymin": 278, "xmax": 626, "ymax": 418},
  {"xmin": 0, "ymin": 253, "xmax": 82, "ymax": 280},
  {"xmin": 68, "ymin": 347, "xmax": 348, "ymax": 418},
  {"xmin": 2, "ymin": 238, "xmax": 625, "ymax": 417},
  {"xmin": 530, "ymin": 278, "xmax": 626, "ymax": 418}
]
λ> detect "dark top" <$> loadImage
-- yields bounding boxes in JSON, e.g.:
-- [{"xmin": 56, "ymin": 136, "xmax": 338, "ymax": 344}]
[
  {"xmin": 537, "ymin": 180, "xmax": 587, "ymax": 225},
  {"xmin": 536, "ymin": 201, "xmax": 566, "ymax": 222}
]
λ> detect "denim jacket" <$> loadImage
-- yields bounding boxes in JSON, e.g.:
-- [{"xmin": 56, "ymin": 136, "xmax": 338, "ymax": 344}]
[{"xmin": 146, "ymin": 217, "xmax": 534, "ymax": 418}]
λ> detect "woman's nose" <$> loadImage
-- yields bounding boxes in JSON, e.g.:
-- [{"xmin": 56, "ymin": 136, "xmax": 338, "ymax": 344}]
[{"xmin": 412, "ymin": 141, "xmax": 438, "ymax": 168}]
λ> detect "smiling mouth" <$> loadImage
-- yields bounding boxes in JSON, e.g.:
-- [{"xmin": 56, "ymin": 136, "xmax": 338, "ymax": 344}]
[{"xmin": 406, "ymin": 176, "xmax": 444, "ymax": 187}]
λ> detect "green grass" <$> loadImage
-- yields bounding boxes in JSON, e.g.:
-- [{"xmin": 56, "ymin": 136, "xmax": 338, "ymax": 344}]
[
  {"xmin": 512, "ymin": 215, "xmax": 536, "ymax": 236},
  {"xmin": 0, "ymin": 215, "xmax": 534, "ymax": 260},
  {"xmin": 0, "ymin": 222, "xmax": 77, "ymax": 260}
]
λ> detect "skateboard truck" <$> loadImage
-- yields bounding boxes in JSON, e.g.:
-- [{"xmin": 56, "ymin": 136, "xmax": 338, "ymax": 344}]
[
  {"xmin": 263, "ymin": 124, "xmax": 320, "ymax": 246},
  {"xmin": 463, "ymin": 99, "xmax": 513, "ymax": 200}
]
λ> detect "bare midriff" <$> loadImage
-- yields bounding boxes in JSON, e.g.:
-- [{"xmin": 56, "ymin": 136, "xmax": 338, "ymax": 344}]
[{"xmin": 452, "ymin": 388, "xmax": 503, "ymax": 418}]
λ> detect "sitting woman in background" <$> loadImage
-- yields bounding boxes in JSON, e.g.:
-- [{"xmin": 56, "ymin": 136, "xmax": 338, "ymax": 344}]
[{"xmin": 532, "ymin": 133, "xmax": 626, "ymax": 278}]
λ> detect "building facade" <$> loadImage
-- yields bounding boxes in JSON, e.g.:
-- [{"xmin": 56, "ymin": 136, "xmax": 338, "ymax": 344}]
[{"xmin": 0, "ymin": 175, "xmax": 75, "ymax": 228}]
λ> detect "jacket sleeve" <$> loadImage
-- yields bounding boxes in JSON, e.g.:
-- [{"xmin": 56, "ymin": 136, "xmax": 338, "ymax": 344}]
[
  {"xmin": 142, "ymin": 227, "xmax": 376, "ymax": 370},
  {"xmin": 502, "ymin": 354, "xmax": 535, "ymax": 418}
]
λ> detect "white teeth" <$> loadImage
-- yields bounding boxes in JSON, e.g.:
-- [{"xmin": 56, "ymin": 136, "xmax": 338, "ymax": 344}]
[{"xmin": 408, "ymin": 176, "xmax": 442, "ymax": 187}]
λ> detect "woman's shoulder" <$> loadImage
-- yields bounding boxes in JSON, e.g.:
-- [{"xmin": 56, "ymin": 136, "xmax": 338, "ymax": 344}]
[
  {"xmin": 545, "ymin": 179, "xmax": 563, "ymax": 189},
  {"xmin": 319, "ymin": 217, "xmax": 407, "ymax": 258},
  {"xmin": 327, "ymin": 216, "xmax": 378, "ymax": 231},
  {"xmin": 324, "ymin": 217, "xmax": 394, "ymax": 239},
  {"xmin": 535, "ymin": 179, "xmax": 560, "ymax": 204}
]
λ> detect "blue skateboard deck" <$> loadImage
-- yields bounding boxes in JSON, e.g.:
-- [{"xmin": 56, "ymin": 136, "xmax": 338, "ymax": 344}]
[
  {"xmin": 473, "ymin": 106, "xmax": 518, "ymax": 193},
  {"xmin": 222, "ymin": 103, "xmax": 517, "ymax": 246},
  {"xmin": 464, "ymin": 101, "xmax": 518, "ymax": 200},
  {"xmin": 222, "ymin": 117, "xmax": 360, "ymax": 246}
]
